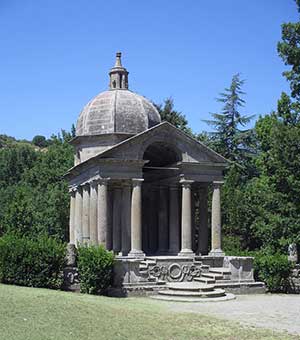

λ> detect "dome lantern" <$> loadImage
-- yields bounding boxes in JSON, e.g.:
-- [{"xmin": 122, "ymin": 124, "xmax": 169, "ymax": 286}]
[{"xmin": 109, "ymin": 52, "xmax": 129, "ymax": 90}]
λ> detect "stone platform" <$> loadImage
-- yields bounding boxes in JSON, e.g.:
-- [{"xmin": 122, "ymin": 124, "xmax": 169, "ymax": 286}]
[
  {"xmin": 111, "ymin": 255, "xmax": 265, "ymax": 297},
  {"xmin": 151, "ymin": 282, "xmax": 236, "ymax": 302}
]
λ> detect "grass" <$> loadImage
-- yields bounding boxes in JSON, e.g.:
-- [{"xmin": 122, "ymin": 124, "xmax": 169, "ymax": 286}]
[{"xmin": 0, "ymin": 283, "xmax": 297, "ymax": 340}]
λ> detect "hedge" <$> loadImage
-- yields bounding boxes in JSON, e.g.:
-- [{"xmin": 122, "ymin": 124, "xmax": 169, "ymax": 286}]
[
  {"xmin": 77, "ymin": 245, "xmax": 114, "ymax": 295},
  {"xmin": 254, "ymin": 252, "xmax": 294, "ymax": 293},
  {"xmin": 0, "ymin": 234, "xmax": 66, "ymax": 289}
]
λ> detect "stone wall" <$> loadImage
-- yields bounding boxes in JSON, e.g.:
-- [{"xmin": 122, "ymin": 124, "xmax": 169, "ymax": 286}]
[{"xmin": 289, "ymin": 265, "xmax": 300, "ymax": 293}]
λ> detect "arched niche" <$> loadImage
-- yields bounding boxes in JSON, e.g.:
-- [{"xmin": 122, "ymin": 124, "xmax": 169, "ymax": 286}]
[{"xmin": 142, "ymin": 141, "xmax": 182, "ymax": 167}]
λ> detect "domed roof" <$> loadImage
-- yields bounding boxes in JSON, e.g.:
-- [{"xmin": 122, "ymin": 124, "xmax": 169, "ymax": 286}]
[{"xmin": 76, "ymin": 53, "xmax": 161, "ymax": 136}]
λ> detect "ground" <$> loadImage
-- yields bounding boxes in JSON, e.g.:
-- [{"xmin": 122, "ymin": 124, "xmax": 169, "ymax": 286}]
[{"xmin": 0, "ymin": 284, "xmax": 299, "ymax": 340}]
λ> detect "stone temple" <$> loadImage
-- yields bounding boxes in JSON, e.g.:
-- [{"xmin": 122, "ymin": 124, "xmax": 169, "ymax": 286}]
[{"xmin": 65, "ymin": 53, "xmax": 265, "ymax": 298}]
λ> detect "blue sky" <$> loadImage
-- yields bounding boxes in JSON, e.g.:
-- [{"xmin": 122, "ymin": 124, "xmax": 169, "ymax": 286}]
[{"xmin": 0, "ymin": 0, "xmax": 298, "ymax": 140}]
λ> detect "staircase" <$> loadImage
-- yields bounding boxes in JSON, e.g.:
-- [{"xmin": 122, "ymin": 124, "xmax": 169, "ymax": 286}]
[
  {"xmin": 151, "ymin": 282, "xmax": 235, "ymax": 302},
  {"xmin": 194, "ymin": 267, "xmax": 232, "ymax": 285},
  {"xmin": 140, "ymin": 259, "xmax": 236, "ymax": 302}
]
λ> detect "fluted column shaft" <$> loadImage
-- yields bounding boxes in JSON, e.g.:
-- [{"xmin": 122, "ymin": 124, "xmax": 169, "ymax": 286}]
[
  {"xmin": 121, "ymin": 183, "xmax": 131, "ymax": 256},
  {"xmin": 209, "ymin": 181, "xmax": 225, "ymax": 256},
  {"xmin": 113, "ymin": 187, "xmax": 122, "ymax": 254},
  {"xmin": 179, "ymin": 179, "xmax": 194, "ymax": 256},
  {"xmin": 129, "ymin": 179, "xmax": 144, "ymax": 258},
  {"xmin": 69, "ymin": 189, "xmax": 76, "ymax": 244},
  {"xmin": 82, "ymin": 184, "xmax": 90, "ymax": 244},
  {"xmin": 169, "ymin": 185, "xmax": 180, "ymax": 254},
  {"xmin": 97, "ymin": 179, "xmax": 109, "ymax": 247},
  {"xmin": 197, "ymin": 186, "xmax": 209, "ymax": 255},
  {"xmin": 89, "ymin": 181, "xmax": 98, "ymax": 245},
  {"xmin": 74, "ymin": 187, "xmax": 83, "ymax": 245}
]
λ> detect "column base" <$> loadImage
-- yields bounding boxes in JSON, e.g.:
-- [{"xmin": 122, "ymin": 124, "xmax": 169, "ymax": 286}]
[
  {"xmin": 209, "ymin": 248, "xmax": 225, "ymax": 257},
  {"xmin": 178, "ymin": 249, "xmax": 195, "ymax": 257},
  {"xmin": 128, "ymin": 249, "xmax": 145, "ymax": 259},
  {"xmin": 117, "ymin": 250, "xmax": 130, "ymax": 257}
]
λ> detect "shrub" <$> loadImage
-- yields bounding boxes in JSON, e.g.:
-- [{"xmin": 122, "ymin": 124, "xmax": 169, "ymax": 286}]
[
  {"xmin": 254, "ymin": 252, "xmax": 293, "ymax": 293},
  {"xmin": 0, "ymin": 234, "xmax": 66, "ymax": 289},
  {"xmin": 78, "ymin": 245, "xmax": 114, "ymax": 295}
]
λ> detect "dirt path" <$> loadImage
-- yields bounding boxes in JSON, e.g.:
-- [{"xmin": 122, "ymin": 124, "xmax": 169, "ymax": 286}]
[{"xmin": 156, "ymin": 294, "xmax": 300, "ymax": 336}]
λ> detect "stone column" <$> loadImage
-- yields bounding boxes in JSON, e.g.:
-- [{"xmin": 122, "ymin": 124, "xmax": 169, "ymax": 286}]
[
  {"xmin": 82, "ymin": 183, "xmax": 90, "ymax": 244},
  {"xmin": 158, "ymin": 186, "xmax": 169, "ymax": 254},
  {"xmin": 179, "ymin": 179, "xmax": 194, "ymax": 256},
  {"xmin": 121, "ymin": 182, "xmax": 131, "ymax": 256},
  {"xmin": 113, "ymin": 186, "xmax": 122, "ymax": 254},
  {"xmin": 148, "ymin": 187, "xmax": 158, "ymax": 254},
  {"xmin": 169, "ymin": 185, "xmax": 180, "ymax": 254},
  {"xmin": 74, "ymin": 186, "xmax": 83, "ymax": 245},
  {"xmin": 89, "ymin": 180, "xmax": 98, "ymax": 245},
  {"xmin": 106, "ymin": 187, "xmax": 113, "ymax": 250},
  {"xmin": 69, "ymin": 188, "xmax": 76, "ymax": 244},
  {"xmin": 198, "ymin": 186, "xmax": 209, "ymax": 255},
  {"xmin": 97, "ymin": 178, "xmax": 109, "ymax": 247},
  {"xmin": 129, "ymin": 179, "xmax": 145, "ymax": 258},
  {"xmin": 209, "ymin": 181, "xmax": 225, "ymax": 256}
]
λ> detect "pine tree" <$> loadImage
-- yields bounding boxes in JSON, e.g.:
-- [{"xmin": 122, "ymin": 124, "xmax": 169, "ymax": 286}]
[{"xmin": 204, "ymin": 74, "xmax": 255, "ymax": 163}]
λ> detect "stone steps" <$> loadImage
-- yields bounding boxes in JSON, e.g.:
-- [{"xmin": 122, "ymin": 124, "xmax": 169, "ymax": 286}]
[
  {"xmin": 194, "ymin": 277, "xmax": 216, "ymax": 284},
  {"xmin": 167, "ymin": 282, "xmax": 215, "ymax": 292},
  {"xmin": 158, "ymin": 288, "xmax": 226, "ymax": 298},
  {"xmin": 201, "ymin": 272, "xmax": 224, "ymax": 280},
  {"xmin": 150, "ymin": 281, "xmax": 235, "ymax": 303},
  {"xmin": 209, "ymin": 267, "xmax": 231, "ymax": 275},
  {"xmin": 151, "ymin": 294, "xmax": 236, "ymax": 302}
]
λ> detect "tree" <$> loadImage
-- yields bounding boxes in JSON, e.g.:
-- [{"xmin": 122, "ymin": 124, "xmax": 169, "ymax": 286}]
[
  {"xmin": 32, "ymin": 135, "xmax": 48, "ymax": 148},
  {"xmin": 204, "ymin": 74, "xmax": 255, "ymax": 163},
  {"xmin": 235, "ymin": 2, "xmax": 300, "ymax": 252},
  {"xmin": 154, "ymin": 97, "xmax": 193, "ymax": 136},
  {"xmin": 277, "ymin": 1, "xmax": 300, "ymax": 100},
  {"xmin": 204, "ymin": 75, "xmax": 257, "ymax": 251},
  {"xmin": 0, "ymin": 130, "xmax": 74, "ymax": 241},
  {"xmin": 71, "ymin": 124, "xmax": 76, "ymax": 138}
]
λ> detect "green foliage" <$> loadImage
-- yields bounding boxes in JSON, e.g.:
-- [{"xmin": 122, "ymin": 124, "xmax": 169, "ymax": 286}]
[
  {"xmin": 32, "ymin": 135, "xmax": 48, "ymax": 148},
  {"xmin": 154, "ymin": 97, "xmax": 194, "ymax": 136},
  {"xmin": 204, "ymin": 73, "xmax": 255, "ymax": 163},
  {"xmin": 241, "ymin": 98, "xmax": 300, "ymax": 251},
  {"xmin": 0, "ymin": 143, "xmax": 37, "ymax": 187},
  {"xmin": 0, "ymin": 234, "xmax": 66, "ymax": 289},
  {"xmin": 77, "ymin": 245, "xmax": 114, "ymax": 295},
  {"xmin": 222, "ymin": 235, "xmax": 244, "ymax": 256},
  {"xmin": 277, "ymin": 3, "xmax": 300, "ymax": 100},
  {"xmin": 0, "ymin": 134, "xmax": 17, "ymax": 148},
  {"xmin": 0, "ymin": 130, "xmax": 74, "ymax": 241},
  {"xmin": 254, "ymin": 252, "xmax": 293, "ymax": 293}
]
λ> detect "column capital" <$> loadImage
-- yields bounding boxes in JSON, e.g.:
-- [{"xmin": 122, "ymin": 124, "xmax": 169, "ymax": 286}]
[
  {"xmin": 179, "ymin": 179, "xmax": 194, "ymax": 188},
  {"xmin": 82, "ymin": 182, "xmax": 90, "ymax": 190},
  {"xmin": 68, "ymin": 186, "xmax": 77, "ymax": 194},
  {"xmin": 88, "ymin": 179, "xmax": 98, "ymax": 188},
  {"xmin": 212, "ymin": 181, "xmax": 224, "ymax": 188},
  {"xmin": 98, "ymin": 177, "xmax": 110, "ymax": 185},
  {"xmin": 132, "ymin": 178, "xmax": 144, "ymax": 186}
]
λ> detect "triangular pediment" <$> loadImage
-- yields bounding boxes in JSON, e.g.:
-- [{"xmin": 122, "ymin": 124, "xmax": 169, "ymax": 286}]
[{"xmin": 92, "ymin": 122, "xmax": 228, "ymax": 165}]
